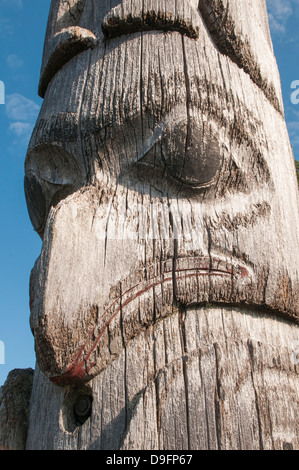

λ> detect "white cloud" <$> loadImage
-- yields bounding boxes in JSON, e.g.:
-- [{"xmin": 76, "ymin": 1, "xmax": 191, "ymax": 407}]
[
  {"xmin": 6, "ymin": 54, "xmax": 24, "ymax": 70},
  {"xmin": 6, "ymin": 93, "xmax": 40, "ymax": 146},
  {"xmin": 268, "ymin": 0, "xmax": 293, "ymax": 18},
  {"xmin": 0, "ymin": 0, "xmax": 23, "ymax": 8},
  {"xmin": 0, "ymin": 18, "xmax": 13, "ymax": 37},
  {"xmin": 267, "ymin": 0, "xmax": 298, "ymax": 35},
  {"xmin": 9, "ymin": 121, "xmax": 32, "ymax": 137},
  {"xmin": 287, "ymin": 121, "xmax": 299, "ymax": 147},
  {"xmin": 268, "ymin": 13, "xmax": 288, "ymax": 34},
  {"xmin": 6, "ymin": 93, "xmax": 40, "ymax": 122}
]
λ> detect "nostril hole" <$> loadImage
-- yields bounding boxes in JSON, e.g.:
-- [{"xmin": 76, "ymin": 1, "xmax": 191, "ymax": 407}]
[
  {"xmin": 61, "ymin": 387, "xmax": 93, "ymax": 432},
  {"xmin": 74, "ymin": 394, "xmax": 93, "ymax": 425}
]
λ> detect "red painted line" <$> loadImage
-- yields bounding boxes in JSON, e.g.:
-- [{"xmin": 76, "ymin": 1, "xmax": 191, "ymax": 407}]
[
  {"xmin": 51, "ymin": 363, "xmax": 87, "ymax": 386},
  {"xmin": 83, "ymin": 276, "xmax": 174, "ymax": 363},
  {"xmin": 51, "ymin": 264, "xmax": 246, "ymax": 384}
]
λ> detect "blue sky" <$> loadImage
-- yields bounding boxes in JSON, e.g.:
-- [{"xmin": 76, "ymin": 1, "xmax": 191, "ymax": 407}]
[{"xmin": 0, "ymin": 0, "xmax": 298, "ymax": 386}]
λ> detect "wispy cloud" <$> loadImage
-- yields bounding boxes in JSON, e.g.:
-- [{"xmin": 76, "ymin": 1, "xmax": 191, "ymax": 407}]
[
  {"xmin": 6, "ymin": 93, "xmax": 39, "ymax": 121},
  {"xmin": 6, "ymin": 53, "xmax": 24, "ymax": 70},
  {"xmin": 267, "ymin": 0, "xmax": 292, "ymax": 34},
  {"xmin": 9, "ymin": 121, "xmax": 32, "ymax": 138},
  {"xmin": 0, "ymin": 0, "xmax": 23, "ymax": 9},
  {"xmin": 6, "ymin": 93, "xmax": 40, "ymax": 146},
  {"xmin": 287, "ymin": 121, "xmax": 299, "ymax": 147},
  {"xmin": 0, "ymin": 18, "xmax": 14, "ymax": 37},
  {"xmin": 267, "ymin": 0, "xmax": 299, "ymax": 36}
]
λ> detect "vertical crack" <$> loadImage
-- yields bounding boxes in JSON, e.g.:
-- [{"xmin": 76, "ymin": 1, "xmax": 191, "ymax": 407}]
[
  {"xmin": 198, "ymin": 349, "xmax": 211, "ymax": 449},
  {"xmin": 119, "ymin": 282, "xmax": 129, "ymax": 431},
  {"xmin": 204, "ymin": 218, "xmax": 213, "ymax": 302},
  {"xmin": 178, "ymin": 306, "xmax": 191, "ymax": 450},
  {"xmin": 247, "ymin": 339, "xmax": 264, "ymax": 450},
  {"xmin": 181, "ymin": 35, "xmax": 192, "ymax": 183},
  {"xmin": 152, "ymin": 323, "xmax": 161, "ymax": 449},
  {"xmin": 168, "ymin": 202, "xmax": 178, "ymax": 304},
  {"xmin": 140, "ymin": 30, "xmax": 144, "ymax": 146},
  {"xmin": 213, "ymin": 342, "xmax": 222, "ymax": 450},
  {"xmin": 154, "ymin": 376, "xmax": 162, "ymax": 450},
  {"xmin": 77, "ymin": 48, "xmax": 92, "ymax": 180}
]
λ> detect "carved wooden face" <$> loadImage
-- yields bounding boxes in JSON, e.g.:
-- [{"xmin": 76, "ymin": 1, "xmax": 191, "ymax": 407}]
[{"xmin": 25, "ymin": 0, "xmax": 299, "ymax": 385}]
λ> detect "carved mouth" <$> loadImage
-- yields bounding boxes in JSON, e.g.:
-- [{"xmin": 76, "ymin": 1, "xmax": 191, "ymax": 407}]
[
  {"xmin": 101, "ymin": 8, "xmax": 200, "ymax": 40},
  {"xmin": 47, "ymin": 255, "xmax": 253, "ymax": 386}
]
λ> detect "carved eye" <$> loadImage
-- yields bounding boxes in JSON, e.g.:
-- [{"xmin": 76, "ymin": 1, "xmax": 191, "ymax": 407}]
[
  {"xmin": 24, "ymin": 144, "xmax": 83, "ymax": 237},
  {"xmin": 24, "ymin": 172, "xmax": 76, "ymax": 237},
  {"xmin": 25, "ymin": 144, "xmax": 81, "ymax": 185},
  {"xmin": 24, "ymin": 173, "xmax": 47, "ymax": 235},
  {"xmin": 160, "ymin": 120, "xmax": 221, "ymax": 187},
  {"xmin": 137, "ymin": 117, "xmax": 221, "ymax": 189}
]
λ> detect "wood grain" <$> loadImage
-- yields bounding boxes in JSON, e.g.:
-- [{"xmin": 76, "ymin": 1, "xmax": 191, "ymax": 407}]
[
  {"xmin": 26, "ymin": 307, "xmax": 299, "ymax": 450},
  {"xmin": 2, "ymin": 0, "xmax": 299, "ymax": 450}
]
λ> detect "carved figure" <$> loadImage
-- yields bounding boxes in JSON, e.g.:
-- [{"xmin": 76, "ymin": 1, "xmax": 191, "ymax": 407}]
[{"xmin": 3, "ymin": 0, "xmax": 299, "ymax": 450}]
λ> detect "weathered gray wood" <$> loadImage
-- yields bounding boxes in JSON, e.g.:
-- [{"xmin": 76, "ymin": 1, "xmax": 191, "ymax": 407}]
[
  {"xmin": 26, "ymin": 0, "xmax": 299, "ymax": 383},
  {"xmin": 2, "ymin": 0, "xmax": 299, "ymax": 450},
  {"xmin": 26, "ymin": 307, "xmax": 299, "ymax": 450},
  {"xmin": 0, "ymin": 369, "xmax": 34, "ymax": 450}
]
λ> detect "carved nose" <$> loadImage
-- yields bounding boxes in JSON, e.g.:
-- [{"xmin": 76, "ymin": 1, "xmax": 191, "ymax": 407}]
[{"xmin": 74, "ymin": 395, "xmax": 93, "ymax": 425}]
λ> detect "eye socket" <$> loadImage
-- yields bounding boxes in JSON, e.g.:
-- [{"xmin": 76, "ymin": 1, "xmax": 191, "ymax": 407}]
[
  {"xmin": 24, "ymin": 173, "xmax": 47, "ymax": 236},
  {"xmin": 161, "ymin": 120, "xmax": 221, "ymax": 187},
  {"xmin": 24, "ymin": 144, "xmax": 83, "ymax": 237},
  {"xmin": 25, "ymin": 144, "xmax": 81, "ymax": 185},
  {"xmin": 24, "ymin": 172, "xmax": 76, "ymax": 238},
  {"xmin": 137, "ymin": 118, "xmax": 221, "ymax": 189}
]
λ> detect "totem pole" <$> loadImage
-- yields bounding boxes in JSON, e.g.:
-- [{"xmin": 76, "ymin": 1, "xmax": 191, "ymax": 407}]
[{"xmin": 1, "ymin": 0, "xmax": 299, "ymax": 450}]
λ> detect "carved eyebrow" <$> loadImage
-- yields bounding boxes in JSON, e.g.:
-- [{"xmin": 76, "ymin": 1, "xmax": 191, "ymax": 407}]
[
  {"xmin": 39, "ymin": 6, "xmax": 199, "ymax": 98},
  {"xmin": 38, "ymin": 1, "xmax": 281, "ymax": 117},
  {"xmin": 198, "ymin": 0, "xmax": 282, "ymax": 114},
  {"xmin": 39, "ymin": 26, "xmax": 98, "ymax": 99},
  {"xmin": 101, "ymin": 8, "xmax": 200, "ymax": 40}
]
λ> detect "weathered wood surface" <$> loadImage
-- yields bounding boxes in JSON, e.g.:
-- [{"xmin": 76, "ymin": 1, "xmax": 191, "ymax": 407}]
[
  {"xmin": 0, "ymin": 369, "xmax": 34, "ymax": 450},
  {"xmin": 26, "ymin": 0, "xmax": 299, "ymax": 384},
  {"xmin": 26, "ymin": 307, "xmax": 299, "ymax": 450},
  {"xmin": 3, "ymin": 0, "xmax": 299, "ymax": 450}
]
